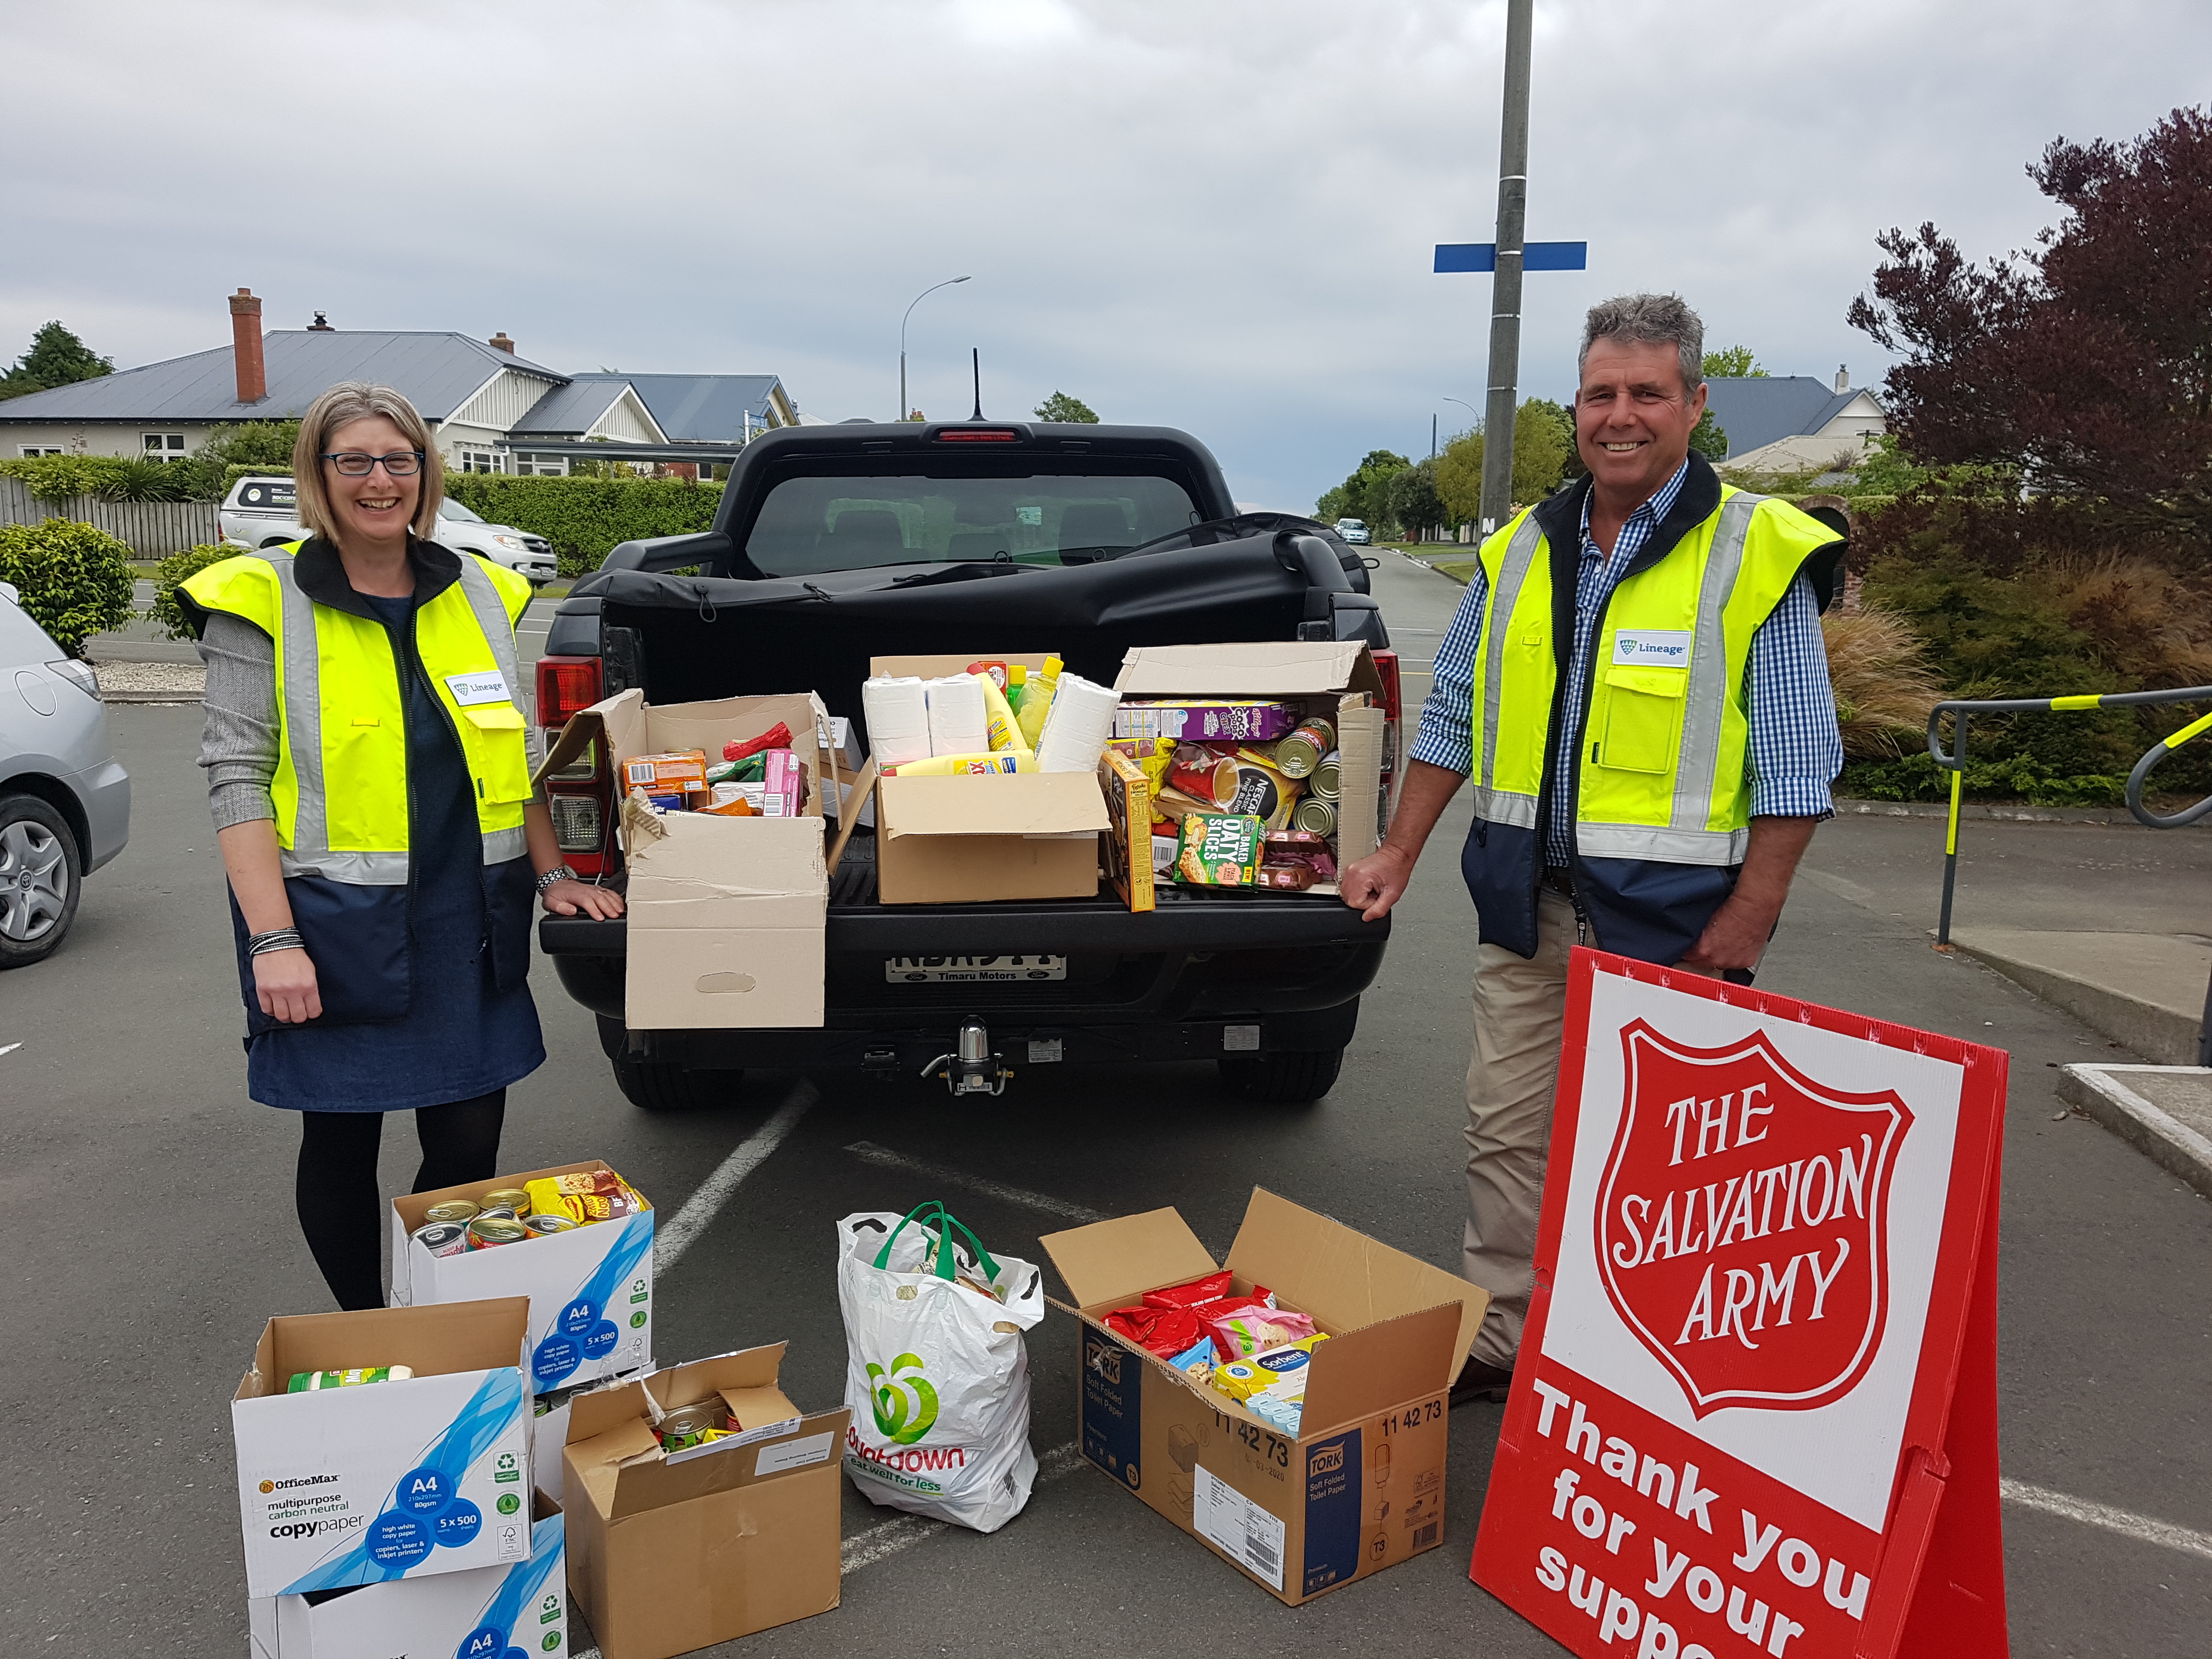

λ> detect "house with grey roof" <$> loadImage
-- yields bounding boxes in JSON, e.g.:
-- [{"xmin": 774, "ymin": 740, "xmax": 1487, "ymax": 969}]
[
  {"xmin": 0, "ymin": 287, "xmax": 799, "ymax": 477},
  {"xmin": 1702, "ymin": 368, "xmax": 1886, "ymax": 473}
]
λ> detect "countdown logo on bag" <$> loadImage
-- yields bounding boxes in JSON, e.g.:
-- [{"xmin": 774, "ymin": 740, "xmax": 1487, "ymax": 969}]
[
  {"xmin": 1596, "ymin": 1022, "xmax": 1912, "ymax": 1418},
  {"xmin": 866, "ymin": 1351, "xmax": 941, "ymax": 1445}
]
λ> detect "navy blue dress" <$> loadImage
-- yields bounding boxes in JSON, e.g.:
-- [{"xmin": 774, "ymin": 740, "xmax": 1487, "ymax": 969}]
[{"xmin": 246, "ymin": 591, "xmax": 545, "ymax": 1111}]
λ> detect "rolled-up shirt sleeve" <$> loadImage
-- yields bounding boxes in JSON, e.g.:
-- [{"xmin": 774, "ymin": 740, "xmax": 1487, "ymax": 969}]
[
  {"xmin": 196, "ymin": 610, "xmax": 280, "ymax": 829},
  {"xmin": 1407, "ymin": 563, "xmax": 1489, "ymax": 778},
  {"xmin": 1745, "ymin": 571, "xmax": 1843, "ymax": 819}
]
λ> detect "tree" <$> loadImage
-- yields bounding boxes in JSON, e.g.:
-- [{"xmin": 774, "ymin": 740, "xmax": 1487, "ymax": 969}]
[
  {"xmin": 1689, "ymin": 409, "xmax": 1729, "ymax": 460},
  {"xmin": 1701, "ymin": 346, "xmax": 1766, "ymax": 379},
  {"xmin": 1313, "ymin": 449, "xmax": 1410, "ymax": 527},
  {"xmin": 1847, "ymin": 104, "xmax": 2212, "ymax": 544},
  {"xmin": 171, "ymin": 420, "xmax": 302, "ymax": 500},
  {"xmin": 0, "ymin": 321, "xmax": 113, "ymax": 400},
  {"xmin": 1033, "ymin": 391, "xmax": 1099, "ymax": 424},
  {"xmin": 1432, "ymin": 400, "xmax": 1575, "ymax": 523},
  {"xmin": 1385, "ymin": 458, "xmax": 1444, "ymax": 541}
]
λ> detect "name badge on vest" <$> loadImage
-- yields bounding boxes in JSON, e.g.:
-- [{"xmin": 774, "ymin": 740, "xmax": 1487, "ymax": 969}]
[
  {"xmin": 1611, "ymin": 629, "xmax": 1692, "ymax": 667},
  {"xmin": 444, "ymin": 669, "xmax": 511, "ymax": 708}
]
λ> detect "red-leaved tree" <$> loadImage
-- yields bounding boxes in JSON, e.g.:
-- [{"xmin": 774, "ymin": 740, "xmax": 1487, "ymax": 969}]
[{"xmin": 1848, "ymin": 106, "xmax": 2212, "ymax": 546}]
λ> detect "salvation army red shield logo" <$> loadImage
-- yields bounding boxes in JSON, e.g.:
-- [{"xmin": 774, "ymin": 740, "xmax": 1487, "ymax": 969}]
[{"xmin": 1595, "ymin": 1020, "xmax": 1912, "ymax": 1418}]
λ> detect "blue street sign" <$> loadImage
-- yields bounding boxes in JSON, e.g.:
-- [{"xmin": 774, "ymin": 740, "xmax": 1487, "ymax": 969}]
[{"xmin": 1433, "ymin": 241, "xmax": 1588, "ymax": 274}]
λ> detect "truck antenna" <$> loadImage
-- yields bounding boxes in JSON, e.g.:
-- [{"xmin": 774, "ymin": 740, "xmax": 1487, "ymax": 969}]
[{"xmin": 970, "ymin": 348, "xmax": 984, "ymax": 421}]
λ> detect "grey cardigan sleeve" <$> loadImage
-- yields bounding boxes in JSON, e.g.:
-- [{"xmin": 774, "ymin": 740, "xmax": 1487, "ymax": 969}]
[{"xmin": 195, "ymin": 611, "xmax": 280, "ymax": 830}]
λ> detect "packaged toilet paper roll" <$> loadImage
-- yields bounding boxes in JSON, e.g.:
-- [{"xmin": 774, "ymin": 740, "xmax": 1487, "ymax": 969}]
[
  {"xmin": 1035, "ymin": 671, "xmax": 1120, "ymax": 773},
  {"xmin": 924, "ymin": 674, "xmax": 989, "ymax": 757},
  {"xmin": 862, "ymin": 675, "xmax": 933, "ymax": 768}
]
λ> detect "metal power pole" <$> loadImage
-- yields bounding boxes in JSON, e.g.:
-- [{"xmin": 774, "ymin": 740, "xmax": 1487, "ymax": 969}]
[{"xmin": 1479, "ymin": 0, "xmax": 1534, "ymax": 535}]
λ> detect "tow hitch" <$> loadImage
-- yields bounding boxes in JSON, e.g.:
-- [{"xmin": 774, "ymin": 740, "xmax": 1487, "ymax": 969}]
[{"xmin": 922, "ymin": 1017, "xmax": 1012, "ymax": 1096}]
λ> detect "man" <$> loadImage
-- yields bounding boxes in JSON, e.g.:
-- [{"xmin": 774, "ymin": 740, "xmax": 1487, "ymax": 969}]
[{"xmin": 1339, "ymin": 294, "xmax": 1844, "ymax": 1401}]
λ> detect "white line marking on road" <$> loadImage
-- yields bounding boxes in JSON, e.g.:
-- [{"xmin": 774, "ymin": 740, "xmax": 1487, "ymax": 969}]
[
  {"xmin": 2001, "ymin": 1477, "xmax": 2212, "ymax": 1561},
  {"xmin": 656, "ymin": 1082, "xmax": 816, "ymax": 1270},
  {"xmin": 0, "ymin": 1042, "xmax": 19, "ymax": 1059},
  {"xmin": 843, "ymin": 1141, "xmax": 1108, "ymax": 1223},
  {"xmin": 839, "ymin": 1441, "xmax": 1088, "ymax": 1572}
]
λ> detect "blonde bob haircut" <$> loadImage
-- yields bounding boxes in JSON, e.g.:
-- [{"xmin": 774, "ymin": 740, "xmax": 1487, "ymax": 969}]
[{"xmin": 291, "ymin": 381, "xmax": 447, "ymax": 543}]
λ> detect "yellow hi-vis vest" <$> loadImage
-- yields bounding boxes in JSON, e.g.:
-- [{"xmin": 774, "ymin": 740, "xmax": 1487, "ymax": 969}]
[
  {"xmin": 1470, "ymin": 486, "xmax": 1836, "ymax": 866},
  {"xmin": 183, "ymin": 542, "xmax": 535, "ymax": 882}
]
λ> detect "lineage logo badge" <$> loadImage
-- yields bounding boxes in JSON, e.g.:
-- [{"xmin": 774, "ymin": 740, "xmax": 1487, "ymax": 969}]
[{"xmin": 1595, "ymin": 1020, "xmax": 1912, "ymax": 1418}]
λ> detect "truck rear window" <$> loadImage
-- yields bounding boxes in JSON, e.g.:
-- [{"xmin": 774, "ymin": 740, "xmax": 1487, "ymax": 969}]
[
  {"xmin": 742, "ymin": 474, "xmax": 1200, "ymax": 577},
  {"xmin": 234, "ymin": 480, "xmax": 296, "ymax": 511}
]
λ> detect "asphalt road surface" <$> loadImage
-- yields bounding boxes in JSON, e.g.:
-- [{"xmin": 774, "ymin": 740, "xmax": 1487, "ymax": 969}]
[{"xmin": 7, "ymin": 554, "xmax": 2209, "ymax": 1656}]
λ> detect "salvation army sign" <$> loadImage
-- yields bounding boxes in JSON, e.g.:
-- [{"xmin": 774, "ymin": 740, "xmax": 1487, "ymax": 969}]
[
  {"xmin": 1597, "ymin": 1023, "xmax": 1911, "ymax": 1418},
  {"xmin": 1472, "ymin": 950, "xmax": 2010, "ymax": 1659}
]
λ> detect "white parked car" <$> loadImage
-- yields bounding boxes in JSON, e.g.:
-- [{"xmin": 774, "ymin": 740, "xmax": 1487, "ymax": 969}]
[
  {"xmin": 1334, "ymin": 517, "xmax": 1372, "ymax": 545},
  {"xmin": 219, "ymin": 475, "xmax": 559, "ymax": 585}
]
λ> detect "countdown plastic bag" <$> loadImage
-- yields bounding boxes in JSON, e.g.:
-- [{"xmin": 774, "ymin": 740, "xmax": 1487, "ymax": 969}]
[{"xmin": 836, "ymin": 1203, "xmax": 1046, "ymax": 1532}]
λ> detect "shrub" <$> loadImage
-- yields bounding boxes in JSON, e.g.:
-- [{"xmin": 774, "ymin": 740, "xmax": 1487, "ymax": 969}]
[
  {"xmin": 146, "ymin": 544, "xmax": 238, "ymax": 641},
  {"xmin": 441, "ymin": 474, "xmax": 723, "ymax": 577},
  {"xmin": 1821, "ymin": 606, "xmax": 1944, "ymax": 759},
  {"xmin": 0, "ymin": 518, "xmax": 136, "ymax": 655}
]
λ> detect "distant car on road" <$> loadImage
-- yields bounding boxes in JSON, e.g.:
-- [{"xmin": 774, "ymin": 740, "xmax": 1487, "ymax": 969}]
[
  {"xmin": 219, "ymin": 475, "xmax": 559, "ymax": 585},
  {"xmin": 1334, "ymin": 518, "xmax": 1371, "ymax": 545},
  {"xmin": 0, "ymin": 582, "xmax": 129, "ymax": 967}
]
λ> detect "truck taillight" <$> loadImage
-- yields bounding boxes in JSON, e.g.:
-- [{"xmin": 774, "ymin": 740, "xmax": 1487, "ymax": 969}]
[
  {"xmin": 549, "ymin": 794, "xmax": 603, "ymax": 853},
  {"xmin": 1371, "ymin": 649, "xmax": 1403, "ymax": 725},
  {"xmin": 537, "ymin": 655, "xmax": 602, "ymax": 726}
]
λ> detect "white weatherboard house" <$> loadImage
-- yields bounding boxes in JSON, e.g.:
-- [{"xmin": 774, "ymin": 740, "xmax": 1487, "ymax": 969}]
[
  {"xmin": 0, "ymin": 288, "xmax": 799, "ymax": 474},
  {"xmin": 1703, "ymin": 368, "xmax": 1887, "ymax": 475}
]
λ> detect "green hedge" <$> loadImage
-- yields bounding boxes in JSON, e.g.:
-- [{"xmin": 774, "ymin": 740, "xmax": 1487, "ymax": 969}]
[
  {"xmin": 0, "ymin": 518, "xmax": 137, "ymax": 654},
  {"xmin": 442, "ymin": 475, "xmax": 723, "ymax": 577},
  {"xmin": 145, "ymin": 544, "xmax": 237, "ymax": 641},
  {"xmin": 0, "ymin": 453, "xmax": 193, "ymax": 503}
]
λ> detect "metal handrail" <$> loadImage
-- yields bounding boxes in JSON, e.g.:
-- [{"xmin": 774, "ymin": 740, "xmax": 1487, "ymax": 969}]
[{"xmin": 1925, "ymin": 684, "xmax": 2212, "ymax": 1066}]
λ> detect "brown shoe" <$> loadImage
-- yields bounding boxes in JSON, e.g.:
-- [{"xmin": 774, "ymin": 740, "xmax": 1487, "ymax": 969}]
[{"xmin": 1450, "ymin": 1356, "xmax": 1514, "ymax": 1408}]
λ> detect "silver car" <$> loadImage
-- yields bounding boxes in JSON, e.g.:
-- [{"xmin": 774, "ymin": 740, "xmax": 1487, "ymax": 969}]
[
  {"xmin": 221, "ymin": 475, "xmax": 560, "ymax": 585},
  {"xmin": 0, "ymin": 583, "xmax": 130, "ymax": 966}
]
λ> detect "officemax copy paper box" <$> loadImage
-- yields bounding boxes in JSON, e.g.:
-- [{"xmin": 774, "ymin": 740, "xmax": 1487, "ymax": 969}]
[
  {"xmin": 1039, "ymin": 1189, "xmax": 1487, "ymax": 1606},
  {"xmin": 232, "ymin": 1300, "xmax": 535, "ymax": 1599},
  {"xmin": 249, "ymin": 1493, "xmax": 567, "ymax": 1658},
  {"xmin": 536, "ymin": 689, "xmax": 837, "ymax": 1029},
  {"xmin": 390, "ymin": 1161, "xmax": 654, "ymax": 1393},
  {"xmin": 563, "ymin": 1343, "xmax": 849, "ymax": 1659}
]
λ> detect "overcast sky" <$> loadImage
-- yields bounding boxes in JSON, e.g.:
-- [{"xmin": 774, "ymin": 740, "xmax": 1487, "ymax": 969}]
[{"xmin": 5, "ymin": 0, "xmax": 2208, "ymax": 509}]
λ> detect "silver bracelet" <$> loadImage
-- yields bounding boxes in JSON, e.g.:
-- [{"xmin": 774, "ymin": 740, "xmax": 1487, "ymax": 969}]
[
  {"xmin": 248, "ymin": 927, "xmax": 306, "ymax": 956},
  {"xmin": 535, "ymin": 865, "xmax": 578, "ymax": 896}
]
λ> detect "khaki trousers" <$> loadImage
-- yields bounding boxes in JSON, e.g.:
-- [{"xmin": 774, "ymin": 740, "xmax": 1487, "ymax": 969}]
[{"xmin": 1462, "ymin": 884, "xmax": 1578, "ymax": 1369}]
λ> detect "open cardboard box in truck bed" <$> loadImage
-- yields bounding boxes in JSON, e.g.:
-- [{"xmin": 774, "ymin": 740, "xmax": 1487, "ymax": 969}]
[
  {"xmin": 536, "ymin": 690, "xmax": 839, "ymax": 1028},
  {"xmin": 1038, "ymin": 1188, "xmax": 1487, "ymax": 1605}
]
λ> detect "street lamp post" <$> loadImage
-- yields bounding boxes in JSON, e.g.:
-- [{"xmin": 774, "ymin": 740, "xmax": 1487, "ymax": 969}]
[
  {"xmin": 1442, "ymin": 394, "xmax": 1481, "ymax": 432},
  {"xmin": 900, "ymin": 275, "xmax": 970, "ymax": 421}
]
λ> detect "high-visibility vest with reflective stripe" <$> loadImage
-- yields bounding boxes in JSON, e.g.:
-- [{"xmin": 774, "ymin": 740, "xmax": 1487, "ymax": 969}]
[
  {"xmin": 1470, "ymin": 487, "xmax": 1833, "ymax": 866},
  {"xmin": 184, "ymin": 544, "xmax": 535, "ymax": 882}
]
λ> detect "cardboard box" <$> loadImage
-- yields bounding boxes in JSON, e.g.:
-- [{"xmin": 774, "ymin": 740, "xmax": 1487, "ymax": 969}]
[
  {"xmin": 1037, "ymin": 1189, "xmax": 1489, "ymax": 1606},
  {"xmin": 249, "ymin": 1493, "xmax": 568, "ymax": 1658},
  {"xmin": 562, "ymin": 1344, "xmax": 849, "ymax": 1659},
  {"xmin": 390, "ymin": 1161, "xmax": 655, "ymax": 1393},
  {"xmin": 538, "ymin": 690, "xmax": 837, "ymax": 1028},
  {"xmin": 1114, "ymin": 643, "xmax": 1389, "ymax": 896},
  {"xmin": 1098, "ymin": 748, "xmax": 1156, "ymax": 912},
  {"xmin": 868, "ymin": 653, "xmax": 1110, "ymax": 904},
  {"xmin": 232, "ymin": 1300, "xmax": 535, "ymax": 1598}
]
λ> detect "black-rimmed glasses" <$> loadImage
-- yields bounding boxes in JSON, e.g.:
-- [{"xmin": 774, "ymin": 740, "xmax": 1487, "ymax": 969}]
[{"xmin": 321, "ymin": 450, "xmax": 426, "ymax": 477}]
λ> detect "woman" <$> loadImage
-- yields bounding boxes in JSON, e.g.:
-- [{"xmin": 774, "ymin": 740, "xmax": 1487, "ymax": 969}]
[{"xmin": 183, "ymin": 382, "xmax": 623, "ymax": 1311}]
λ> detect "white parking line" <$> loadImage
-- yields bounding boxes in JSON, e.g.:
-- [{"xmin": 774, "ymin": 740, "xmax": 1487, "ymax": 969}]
[
  {"xmin": 0, "ymin": 1042, "xmax": 19, "ymax": 1059},
  {"xmin": 2001, "ymin": 1477, "xmax": 2212, "ymax": 1561},
  {"xmin": 843, "ymin": 1141, "xmax": 1108, "ymax": 1224},
  {"xmin": 656, "ymin": 1082, "xmax": 816, "ymax": 1270},
  {"xmin": 839, "ymin": 1441, "xmax": 1088, "ymax": 1572}
]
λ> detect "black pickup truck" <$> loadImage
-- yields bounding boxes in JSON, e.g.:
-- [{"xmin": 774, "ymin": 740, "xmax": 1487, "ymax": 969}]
[{"xmin": 533, "ymin": 419, "xmax": 1398, "ymax": 1109}]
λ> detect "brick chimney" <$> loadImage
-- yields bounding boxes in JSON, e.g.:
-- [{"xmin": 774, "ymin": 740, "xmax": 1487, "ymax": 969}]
[
  {"xmin": 489, "ymin": 331, "xmax": 516, "ymax": 355},
  {"xmin": 229, "ymin": 287, "xmax": 266, "ymax": 403}
]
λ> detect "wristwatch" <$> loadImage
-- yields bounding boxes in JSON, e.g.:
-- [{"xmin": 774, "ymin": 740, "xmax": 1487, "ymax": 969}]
[{"xmin": 535, "ymin": 864, "xmax": 578, "ymax": 896}]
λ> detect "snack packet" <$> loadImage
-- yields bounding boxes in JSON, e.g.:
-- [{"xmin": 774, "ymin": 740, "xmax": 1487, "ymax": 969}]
[
  {"xmin": 1206, "ymin": 1306, "xmax": 1319, "ymax": 1362},
  {"xmin": 1174, "ymin": 812, "xmax": 1265, "ymax": 887},
  {"xmin": 1141, "ymin": 1269, "xmax": 1235, "ymax": 1310},
  {"xmin": 1102, "ymin": 1305, "xmax": 1203, "ymax": 1357},
  {"xmin": 1166, "ymin": 1336, "xmax": 1219, "ymax": 1382},
  {"xmin": 523, "ymin": 1169, "xmax": 646, "ymax": 1227}
]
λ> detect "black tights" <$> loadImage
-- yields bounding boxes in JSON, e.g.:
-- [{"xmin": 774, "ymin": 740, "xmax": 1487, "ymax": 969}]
[{"xmin": 295, "ymin": 1092, "xmax": 507, "ymax": 1311}]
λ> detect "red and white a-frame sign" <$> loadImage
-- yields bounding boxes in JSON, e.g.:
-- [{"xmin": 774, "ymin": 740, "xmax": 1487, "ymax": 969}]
[{"xmin": 1472, "ymin": 947, "xmax": 2009, "ymax": 1658}]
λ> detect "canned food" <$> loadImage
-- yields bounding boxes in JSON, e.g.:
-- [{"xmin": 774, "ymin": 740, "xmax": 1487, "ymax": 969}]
[
  {"xmin": 522, "ymin": 1213, "xmax": 575, "ymax": 1238},
  {"xmin": 1310, "ymin": 750, "xmax": 1341, "ymax": 802},
  {"xmin": 657, "ymin": 1401, "xmax": 726, "ymax": 1451},
  {"xmin": 481, "ymin": 1187, "xmax": 531, "ymax": 1216},
  {"xmin": 1291, "ymin": 796, "xmax": 1337, "ymax": 836},
  {"xmin": 466, "ymin": 1216, "xmax": 529, "ymax": 1250},
  {"xmin": 287, "ymin": 1366, "xmax": 414, "ymax": 1392},
  {"xmin": 1273, "ymin": 718, "xmax": 1336, "ymax": 780},
  {"xmin": 424, "ymin": 1199, "xmax": 479, "ymax": 1226},
  {"xmin": 411, "ymin": 1221, "xmax": 470, "ymax": 1258},
  {"xmin": 474, "ymin": 1205, "xmax": 518, "ymax": 1222}
]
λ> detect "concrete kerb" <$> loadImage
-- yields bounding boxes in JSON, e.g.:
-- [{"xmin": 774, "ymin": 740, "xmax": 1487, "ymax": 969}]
[{"xmin": 2058, "ymin": 1065, "xmax": 2212, "ymax": 1200}]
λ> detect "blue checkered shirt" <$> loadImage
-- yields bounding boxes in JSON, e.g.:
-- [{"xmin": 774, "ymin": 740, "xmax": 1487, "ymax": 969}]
[{"xmin": 1409, "ymin": 460, "xmax": 1841, "ymax": 866}]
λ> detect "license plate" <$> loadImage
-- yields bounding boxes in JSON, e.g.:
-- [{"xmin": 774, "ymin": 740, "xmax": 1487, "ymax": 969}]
[{"xmin": 885, "ymin": 955, "xmax": 1068, "ymax": 983}]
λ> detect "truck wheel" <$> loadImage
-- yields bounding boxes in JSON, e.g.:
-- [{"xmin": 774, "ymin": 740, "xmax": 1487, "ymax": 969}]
[
  {"xmin": 609, "ymin": 1053, "xmax": 745, "ymax": 1112},
  {"xmin": 1217, "ymin": 1048, "xmax": 1344, "ymax": 1104}
]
